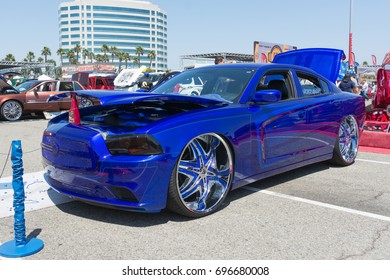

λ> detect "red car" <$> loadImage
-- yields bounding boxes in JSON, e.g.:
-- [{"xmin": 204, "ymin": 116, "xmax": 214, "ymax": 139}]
[
  {"xmin": 0, "ymin": 78, "xmax": 91, "ymax": 121},
  {"xmin": 364, "ymin": 65, "xmax": 390, "ymax": 134},
  {"xmin": 72, "ymin": 72, "xmax": 116, "ymax": 90},
  {"xmin": 88, "ymin": 75, "xmax": 116, "ymax": 90},
  {"xmin": 372, "ymin": 66, "xmax": 390, "ymax": 112}
]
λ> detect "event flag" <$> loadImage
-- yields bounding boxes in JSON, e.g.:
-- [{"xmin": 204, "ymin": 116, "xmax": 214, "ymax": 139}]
[
  {"xmin": 382, "ymin": 52, "xmax": 390, "ymax": 66},
  {"xmin": 372, "ymin": 55, "xmax": 377, "ymax": 66}
]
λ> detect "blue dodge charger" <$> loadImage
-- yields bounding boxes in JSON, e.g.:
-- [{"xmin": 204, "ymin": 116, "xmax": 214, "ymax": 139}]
[{"xmin": 41, "ymin": 49, "xmax": 365, "ymax": 218}]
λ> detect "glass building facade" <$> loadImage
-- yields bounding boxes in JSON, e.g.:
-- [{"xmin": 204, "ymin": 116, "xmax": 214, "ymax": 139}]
[{"xmin": 59, "ymin": 0, "xmax": 168, "ymax": 71}]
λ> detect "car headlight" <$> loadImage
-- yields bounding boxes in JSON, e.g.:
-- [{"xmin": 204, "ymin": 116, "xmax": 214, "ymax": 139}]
[{"xmin": 105, "ymin": 134, "xmax": 163, "ymax": 155}]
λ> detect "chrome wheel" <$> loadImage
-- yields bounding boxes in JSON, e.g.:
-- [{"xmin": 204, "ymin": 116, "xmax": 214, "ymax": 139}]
[
  {"xmin": 79, "ymin": 98, "xmax": 93, "ymax": 108},
  {"xmin": 168, "ymin": 133, "xmax": 233, "ymax": 217},
  {"xmin": 331, "ymin": 115, "xmax": 359, "ymax": 165},
  {"xmin": 1, "ymin": 100, "xmax": 23, "ymax": 121}
]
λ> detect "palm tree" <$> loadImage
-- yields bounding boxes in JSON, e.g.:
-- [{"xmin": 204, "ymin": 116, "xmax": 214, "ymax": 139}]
[
  {"xmin": 101, "ymin": 44, "xmax": 110, "ymax": 60},
  {"xmin": 147, "ymin": 50, "xmax": 156, "ymax": 70},
  {"xmin": 133, "ymin": 57, "xmax": 139, "ymax": 68},
  {"xmin": 73, "ymin": 44, "xmax": 82, "ymax": 64},
  {"xmin": 124, "ymin": 52, "xmax": 131, "ymax": 69},
  {"xmin": 57, "ymin": 48, "xmax": 65, "ymax": 65},
  {"xmin": 95, "ymin": 54, "xmax": 104, "ymax": 62},
  {"xmin": 46, "ymin": 59, "xmax": 57, "ymax": 77},
  {"xmin": 26, "ymin": 51, "xmax": 35, "ymax": 62},
  {"xmin": 82, "ymin": 48, "xmax": 89, "ymax": 64},
  {"xmin": 135, "ymin": 46, "xmax": 144, "ymax": 67},
  {"xmin": 116, "ymin": 51, "xmax": 126, "ymax": 72},
  {"xmin": 109, "ymin": 46, "xmax": 118, "ymax": 63},
  {"xmin": 41, "ymin": 47, "xmax": 51, "ymax": 63},
  {"xmin": 37, "ymin": 57, "xmax": 44, "ymax": 63},
  {"xmin": 88, "ymin": 51, "xmax": 95, "ymax": 64},
  {"xmin": 4, "ymin": 54, "xmax": 16, "ymax": 61},
  {"xmin": 66, "ymin": 49, "xmax": 75, "ymax": 65},
  {"xmin": 47, "ymin": 59, "xmax": 57, "ymax": 67}
]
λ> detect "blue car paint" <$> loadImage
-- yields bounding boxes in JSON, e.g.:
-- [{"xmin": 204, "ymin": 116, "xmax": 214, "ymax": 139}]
[{"xmin": 41, "ymin": 58, "xmax": 365, "ymax": 213}]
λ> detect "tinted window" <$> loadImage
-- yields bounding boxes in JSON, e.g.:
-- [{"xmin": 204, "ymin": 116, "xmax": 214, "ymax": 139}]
[
  {"xmin": 74, "ymin": 82, "xmax": 84, "ymax": 90},
  {"xmin": 59, "ymin": 82, "xmax": 74, "ymax": 91},
  {"xmin": 256, "ymin": 71, "xmax": 292, "ymax": 100},
  {"xmin": 297, "ymin": 72, "xmax": 324, "ymax": 97},
  {"xmin": 15, "ymin": 80, "xmax": 40, "ymax": 92}
]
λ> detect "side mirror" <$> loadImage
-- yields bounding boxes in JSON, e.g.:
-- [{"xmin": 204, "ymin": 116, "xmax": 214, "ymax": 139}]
[{"xmin": 250, "ymin": 89, "xmax": 281, "ymax": 104}]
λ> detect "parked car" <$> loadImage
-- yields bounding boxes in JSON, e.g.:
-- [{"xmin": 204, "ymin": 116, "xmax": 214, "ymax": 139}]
[
  {"xmin": 0, "ymin": 78, "xmax": 92, "ymax": 121},
  {"xmin": 88, "ymin": 75, "xmax": 116, "ymax": 90},
  {"xmin": 41, "ymin": 48, "xmax": 365, "ymax": 218},
  {"xmin": 71, "ymin": 72, "xmax": 116, "ymax": 90},
  {"xmin": 114, "ymin": 67, "xmax": 146, "ymax": 91},
  {"xmin": 372, "ymin": 66, "xmax": 390, "ymax": 112},
  {"xmin": 174, "ymin": 76, "xmax": 204, "ymax": 96},
  {"xmin": 365, "ymin": 64, "xmax": 390, "ymax": 130},
  {"xmin": 152, "ymin": 70, "xmax": 182, "ymax": 89}
]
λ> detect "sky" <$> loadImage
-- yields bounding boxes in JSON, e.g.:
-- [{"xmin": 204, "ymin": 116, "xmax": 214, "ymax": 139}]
[{"xmin": 1, "ymin": 0, "xmax": 389, "ymax": 70}]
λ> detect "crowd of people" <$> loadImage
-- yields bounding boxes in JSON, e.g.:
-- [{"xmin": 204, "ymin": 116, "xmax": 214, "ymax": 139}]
[{"xmin": 337, "ymin": 73, "xmax": 376, "ymax": 101}]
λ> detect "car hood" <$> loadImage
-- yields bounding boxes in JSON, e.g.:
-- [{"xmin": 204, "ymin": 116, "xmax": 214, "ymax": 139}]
[
  {"xmin": 273, "ymin": 48, "xmax": 345, "ymax": 83},
  {"xmin": 47, "ymin": 90, "xmax": 229, "ymax": 107}
]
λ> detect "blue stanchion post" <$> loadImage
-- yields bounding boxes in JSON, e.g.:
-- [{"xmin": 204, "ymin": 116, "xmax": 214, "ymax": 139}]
[{"xmin": 0, "ymin": 140, "xmax": 44, "ymax": 258}]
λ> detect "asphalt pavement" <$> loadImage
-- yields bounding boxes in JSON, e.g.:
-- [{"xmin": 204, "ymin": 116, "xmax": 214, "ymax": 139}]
[{"xmin": 0, "ymin": 117, "xmax": 390, "ymax": 260}]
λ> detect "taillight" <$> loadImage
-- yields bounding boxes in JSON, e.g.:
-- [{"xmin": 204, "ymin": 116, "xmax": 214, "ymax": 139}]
[{"xmin": 69, "ymin": 92, "xmax": 80, "ymax": 125}]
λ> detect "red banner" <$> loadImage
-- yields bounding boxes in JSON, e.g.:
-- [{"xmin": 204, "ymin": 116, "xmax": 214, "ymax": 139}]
[
  {"xmin": 382, "ymin": 52, "xmax": 390, "ymax": 66},
  {"xmin": 372, "ymin": 55, "xmax": 377, "ymax": 66}
]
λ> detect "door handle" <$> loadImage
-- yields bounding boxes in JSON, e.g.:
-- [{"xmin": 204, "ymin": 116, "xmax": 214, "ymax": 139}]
[
  {"xmin": 297, "ymin": 111, "xmax": 306, "ymax": 119},
  {"xmin": 331, "ymin": 101, "xmax": 342, "ymax": 108}
]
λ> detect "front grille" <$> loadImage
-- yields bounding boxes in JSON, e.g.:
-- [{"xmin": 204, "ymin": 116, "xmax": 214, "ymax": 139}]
[{"xmin": 42, "ymin": 134, "xmax": 98, "ymax": 171}]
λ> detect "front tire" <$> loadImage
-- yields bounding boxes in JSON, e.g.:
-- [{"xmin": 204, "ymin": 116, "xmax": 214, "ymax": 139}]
[
  {"xmin": 330, "ymin": 115, "xmax": 359, "ymax": 166},
  {"xmin": 167, "ymin": 133, "xmax": 233, "ymax": 218},
  {"xmin": 1, "ymin": 100, "xmax": 23, "ymax": 121}
]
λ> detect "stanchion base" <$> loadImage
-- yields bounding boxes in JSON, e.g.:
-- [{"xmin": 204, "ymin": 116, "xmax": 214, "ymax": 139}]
[{"xmin": 0, "ymin": 238, "xmax": 44, "ymax": 258}]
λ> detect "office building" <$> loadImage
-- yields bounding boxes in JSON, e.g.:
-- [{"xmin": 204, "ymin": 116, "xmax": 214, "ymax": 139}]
[{"xmin": 59, "ymin": 0, "xmax": 168, "ymax": 71}]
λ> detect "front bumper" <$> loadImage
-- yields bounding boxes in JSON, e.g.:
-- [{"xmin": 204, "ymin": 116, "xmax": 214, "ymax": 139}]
[{"xmin": 42, "ymin": 153, "xmax": 175, "ymax": 213}]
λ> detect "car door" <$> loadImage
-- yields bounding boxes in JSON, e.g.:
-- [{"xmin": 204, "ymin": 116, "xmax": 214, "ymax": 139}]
[
  {"xmin": 57, "ymin": 81, "xmax": 80, "ymax": 110},
  {"xmin": 294, "ymin": 71, "xmax": 343, "ymax": 157},
  {"xmin": 252, "ymin": 70, "xmax": 310, "ymax": 170},
  {"xmin": 24, "ymin": 81, "xmax": 59, "ymax": 111}
]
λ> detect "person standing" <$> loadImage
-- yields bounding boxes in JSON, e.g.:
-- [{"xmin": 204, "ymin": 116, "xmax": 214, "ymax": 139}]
[
  {"xmin": 338, "ymin": 74, "xmax": 355, "ymax": 93},
  {"xmin": 360, "ymin": 80, "xmax": 369, "ymax": 100},
  {"xmin": 137, "ymin": 72, "xmax": 153, "ymax": 91},
  {"xmin": 350, "ymin": 73, "xmax": 358, "ymax": 93},
  {"xmin": 214, "ymin": 56, "xmax": 225, "ymax": 64},
  {"xmin": 5, "ymin": 74, "xmax": 13, "ymax": 86}
]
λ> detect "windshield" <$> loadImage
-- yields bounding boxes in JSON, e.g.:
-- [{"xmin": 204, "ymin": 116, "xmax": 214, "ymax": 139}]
[
  {"xmin": 152, "ymin": 67, "xmax": 255, "ymax": 103},
  {"xmin": 15, "ymin": 80, "xmax": 41, "ymax": 92}
]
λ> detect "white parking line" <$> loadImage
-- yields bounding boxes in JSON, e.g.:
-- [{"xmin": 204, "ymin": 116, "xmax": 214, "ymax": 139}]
[
  {"xmin": 243, "ymin": 186, "xmax": 390, "ymax": 222},
  {"xmin": 356, "ymin": 158, "xmax": 390, "ymax": 165}
]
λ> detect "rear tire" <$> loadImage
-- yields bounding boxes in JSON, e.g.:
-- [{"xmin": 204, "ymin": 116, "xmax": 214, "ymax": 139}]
[
  {"xmin": 79, "ymin": 98, "xmax": 93, "ymax": 108},
  {"xmin": 167, "ymin": 133, "xmax": 233, "ymax": 218},
  {"xmin": 330, "ymin": 115, "xmax": 359, "ymax": 166}
]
